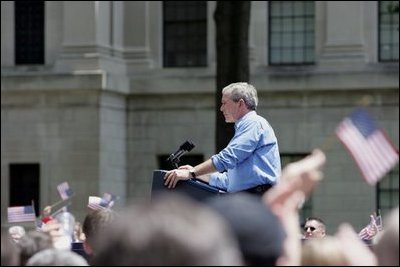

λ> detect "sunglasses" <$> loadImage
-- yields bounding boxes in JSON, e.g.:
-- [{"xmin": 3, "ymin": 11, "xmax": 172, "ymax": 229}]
[{"xmin": 304, "ymin": 226, "xmax": 316, "ymax": 231}]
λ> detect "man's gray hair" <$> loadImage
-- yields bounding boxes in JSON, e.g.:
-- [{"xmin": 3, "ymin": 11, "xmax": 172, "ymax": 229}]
[{"xmin": 222, "ymin": 82, "xmax": 258, "ymax": 110}]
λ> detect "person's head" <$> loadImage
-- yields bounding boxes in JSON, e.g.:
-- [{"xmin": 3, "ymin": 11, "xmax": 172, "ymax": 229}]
[
  {"xmin": 91, "ymin": 193, "xmax": 243, "ymax": 266},
  {"xmin": 373, "ymin": 207, "xmax": 399, "ymax": 266},
  {"xmin": 8, "ymin": 226, "xmax": 25, "ymax": 243},
  {"xmin": 17, "ymin": 231, "xmax": 53, "ymax": 266},
  {"xmin": 220, "ymin": 82, "xmax": 258, "ymax": 123},
  {"xmin": 207, "ymin": 193, "xmax": 286, "ymax": 266},
  {"xmin": 42, "ymin": 206, "xmax": 52, "ymax": 216},
  {"xmin": 82, "ymin": 209, "xmax": 116, "ymax": 256},
  {"xmin": 25, "ymin": 248, "xmax": 88, "ymax": 266},
  {"xmin": 303, "ymin": 217, "xmax": 326, "ymax": 239},
  {"xmin": 301, "ymin": 236, "xmax": 349, "ymax": 266}
]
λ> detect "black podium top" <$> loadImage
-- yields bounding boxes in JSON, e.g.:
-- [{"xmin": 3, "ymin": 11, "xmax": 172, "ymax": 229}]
[{"xmin": 151, "ymin": 170, "xmax": 226, "ymax": 202}]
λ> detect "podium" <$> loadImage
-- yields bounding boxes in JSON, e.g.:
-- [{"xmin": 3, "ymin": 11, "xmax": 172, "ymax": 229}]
[{"xmin": 151, "ymin": 170, "xmax": 226, "ymax": 202}]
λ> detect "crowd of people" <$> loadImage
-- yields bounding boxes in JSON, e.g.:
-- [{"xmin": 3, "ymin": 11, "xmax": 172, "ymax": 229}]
[{"xmin": 2, "ymin": 82, "xmax": 399, "ymax": 266}]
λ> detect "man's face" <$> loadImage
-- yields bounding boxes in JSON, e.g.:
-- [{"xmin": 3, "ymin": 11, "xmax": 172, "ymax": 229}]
[
  {"xmin": 303, "ymin": 220, "xmax": 325, "ymax": 239},
  {"xmin": 220, "ymin": 93, "xmax": 241, "ymax": 123}
]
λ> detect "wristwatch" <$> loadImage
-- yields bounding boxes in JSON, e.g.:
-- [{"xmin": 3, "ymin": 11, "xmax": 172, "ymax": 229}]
[{"xmin": 189, "ymin": 169, "xmax": 196, "ymax": 179}]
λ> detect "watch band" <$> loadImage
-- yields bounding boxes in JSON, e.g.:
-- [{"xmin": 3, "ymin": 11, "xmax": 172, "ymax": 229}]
[{"xmin": 190, "ymin": 170, "xmax": 196, "ymax": 179}]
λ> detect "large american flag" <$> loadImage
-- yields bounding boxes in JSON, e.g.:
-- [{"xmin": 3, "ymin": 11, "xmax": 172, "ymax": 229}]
[
  {"xmin": 57, "ymin": 182, "xmax": 74, "ymax": 200},
  {"xmin": 335, "ymin": 108, "xmax": 399, "ymax": 185},
  {"xmin": 7, "ymin": 205, "xmax": 36, "ymax": 223}
]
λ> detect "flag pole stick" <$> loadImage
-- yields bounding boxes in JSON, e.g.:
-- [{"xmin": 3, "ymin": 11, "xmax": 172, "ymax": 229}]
[
  {"xmin": 319, "ymin": 133, "xmax": 337, "ymax": 153},
  {"xmin": 50, "ymin": 201, "xmax": 72, "ymax": 217},
  {"xmin": 38, "ymin": 193, "xmax": 75, "ymax": 220},
  {"xmin": 31, "ymin": 199, "xmax": 37, "ymax": 228}
]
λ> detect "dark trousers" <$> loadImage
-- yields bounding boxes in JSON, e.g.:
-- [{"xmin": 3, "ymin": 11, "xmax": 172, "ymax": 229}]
[{"xmin": 243, "ymin": 184, "xmax": 273, "ymax": 196}]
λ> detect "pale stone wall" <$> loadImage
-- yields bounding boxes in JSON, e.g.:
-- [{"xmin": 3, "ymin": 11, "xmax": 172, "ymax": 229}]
[{"xmin": 1, "ymin": 1, "xmax": 398, "ymax": 233}]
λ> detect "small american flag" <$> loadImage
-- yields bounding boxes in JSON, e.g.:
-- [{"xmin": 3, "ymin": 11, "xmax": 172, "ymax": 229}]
[
  {"xmin": 87, "ymin": 196, "xmax": 110, "ymax": 211},
  {"xmin": 7, "ymin": 205, "xmax": 36, "ymax": 223},
  {"xmin": 57, "ymin": 182, "xmax": 73, "ymax": 200},
  {"xmin": 102, "ymin": 192, "xmax": 117, "ymax": 208},
  {"xmin": 358, "ymin": 214, "xmax": 383, "ymax": 240},
  {"xmin": 335, "ymin": 108, "xmax": 399, "ymax": 185}
]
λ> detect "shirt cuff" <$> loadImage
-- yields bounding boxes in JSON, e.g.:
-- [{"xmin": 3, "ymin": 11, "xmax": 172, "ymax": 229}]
[{"xmin": 211, "ymin": 155, "xmax": 225, "ymax": 172}]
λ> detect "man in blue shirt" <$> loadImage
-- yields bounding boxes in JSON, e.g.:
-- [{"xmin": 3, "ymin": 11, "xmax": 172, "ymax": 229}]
[{"xmin": 164, "ymin": 82, "xmax": 281, "ymax": 194}]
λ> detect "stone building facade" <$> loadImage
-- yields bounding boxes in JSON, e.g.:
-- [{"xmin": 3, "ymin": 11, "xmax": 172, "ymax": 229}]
[{"xmin": 1, "ymin": 1, "xmax": 398, "ymax": 232}]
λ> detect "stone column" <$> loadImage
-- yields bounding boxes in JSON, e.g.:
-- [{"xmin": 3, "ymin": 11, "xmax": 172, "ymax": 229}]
[
  {"xmin": 317, "ymin": 1, "xmax": 366, "ymax": 67},
  {"xmin": 55, "ymin": 1, "xmax": 99, "ymax": 72}
]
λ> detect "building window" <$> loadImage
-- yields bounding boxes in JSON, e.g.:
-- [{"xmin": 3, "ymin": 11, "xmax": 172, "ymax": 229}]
[
  {"xmin": 377, "ymin": 166, "xmax": 399, "ymax": 217},
  {"xmin": 9, "ymin": 163, "xmax": 40, "ymax": 216},
  {"xmin": 378, "ymin": 1, "xmax": 399, "ymax": 61},
  {"xmin": 163, "ymin": 1, "xmax": 207, "ymax": 67},
  {"xmin": 281, "ymin": 153, "xmax": 312, "ymax": 222},
  {"xmin": 268, "ymin": 1, "xmax": 315, "ymax": 65},
  {"xmin": 15, "ymin": 1, "xmax": 45, "ymax": 65}
]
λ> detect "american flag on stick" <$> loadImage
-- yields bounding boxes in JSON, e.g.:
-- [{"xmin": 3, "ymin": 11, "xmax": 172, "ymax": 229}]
[
  {"xmin": 7, "ymin": 205, "xmax": 36, "ymax": 223},
  {"xmin": 88, "ymin": 193, "xmax": 118, "ymax": 210},
  {"xmin": 87, "ymin": 196, "xmax": 110, "ymax": 211},
  {"xmin": 358, "ymin": 214, "xmax": 383, "ymax": 240},
  {"xmin": 335, "ymin": 108, "xmax": 399, "ymax": 185},
  {"xmin": 57, "ymin": 182, "xmax": 74, "ymax": 200}
]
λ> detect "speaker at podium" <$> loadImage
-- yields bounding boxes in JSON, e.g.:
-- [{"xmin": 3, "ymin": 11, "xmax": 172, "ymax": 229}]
[{"xmin": 151, "ymin": 170, "xmax": 226, "ymax": 202}]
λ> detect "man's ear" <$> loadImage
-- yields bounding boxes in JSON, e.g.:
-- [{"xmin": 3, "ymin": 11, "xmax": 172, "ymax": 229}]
[{"xmin": 83, "ymin": 240, "xmax": 93, "ymax": 255}]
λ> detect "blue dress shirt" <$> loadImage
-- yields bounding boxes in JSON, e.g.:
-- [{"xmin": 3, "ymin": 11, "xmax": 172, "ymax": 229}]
[{"xmin": 209, "ymin": 111, "xmax": 281, "ymax": 192}]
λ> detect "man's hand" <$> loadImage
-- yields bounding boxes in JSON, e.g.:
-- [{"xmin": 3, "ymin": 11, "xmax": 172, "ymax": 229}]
[
  {"xmin": 264, "ymin": 149, "xmax": 326, "ymax": 207},
  {"xmin": 164, "ymin": 169, "xmax": 191, "ymax": 188}
]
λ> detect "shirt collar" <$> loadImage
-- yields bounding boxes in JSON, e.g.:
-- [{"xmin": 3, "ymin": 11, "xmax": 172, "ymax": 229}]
[{"xmin": 235, "ymin": 111, "xmax": 256, "ymax": 130}]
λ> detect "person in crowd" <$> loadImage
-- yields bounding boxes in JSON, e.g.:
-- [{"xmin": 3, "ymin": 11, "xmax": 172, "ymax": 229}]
[
  {"xmin": 16, "ymin": 231, "xmax": 53, "ymax": 266},
  {"xmin": 41, "ymin": 206, "xmax": 53, "ymax": 224},
  {"xmin": 82, "ymin": 209, "xmax": 116, "ymax": 262},
  {"xmin": 164, "ymin": 82, "xmax": 281, "ymax": 195},
  {"xmin": 73, "ymin": 222, "xmax": 85, "ymax": 242},
  {"xmin": 91, "ymin": 193, "xmax": 243, "ymax": 266},
  {"xmin": 335, "ymin": 223, "xmax": 378, "ymax": 266},
  {"xmin": 303, "ymin": 217, "xmax": 326, "ymax": 239},
  {"xmin": 25, "ymin": 248, "xmax": 88, "ymax": 266},
  {"xmin": 301, "ymin": 236, "xmax": 349, "ymax": 266},
  {"xmin": 1, "ymin": 231, "xmax": 20, "ymax": 266},
  {"xmin": 207, "ymin": 193, "xmax": 286, "ymax": 266},
  {"xmin": 263, "ymin": 149, "xmax": 327, "ymax": 266},
  {"xmin": 8, "ymin": 226, "xmax": 26, "ymax": 243}
]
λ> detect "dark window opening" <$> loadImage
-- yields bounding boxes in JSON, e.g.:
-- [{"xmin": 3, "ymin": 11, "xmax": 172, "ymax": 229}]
[
  {"xmin": 15, "ymin": 1, "xmax": 45, "ymax": 65},
  {"xmin": 163, "ymin": 1, "xmax": 207, "ymax": 67},
  {"xmin": 9, "ymin": 163, "xmax": 40, "ymax": 216}
]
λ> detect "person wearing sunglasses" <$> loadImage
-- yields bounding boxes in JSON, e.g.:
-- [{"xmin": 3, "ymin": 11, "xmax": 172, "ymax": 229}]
[{"xmin": 303, "ymin": 216, "xmax": 326, "ymax": 239}]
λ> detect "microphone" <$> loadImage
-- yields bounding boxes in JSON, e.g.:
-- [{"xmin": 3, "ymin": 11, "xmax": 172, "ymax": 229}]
[{"xmin": 167, "ymin": 140, "xmax": 195, "ymax": 169}]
